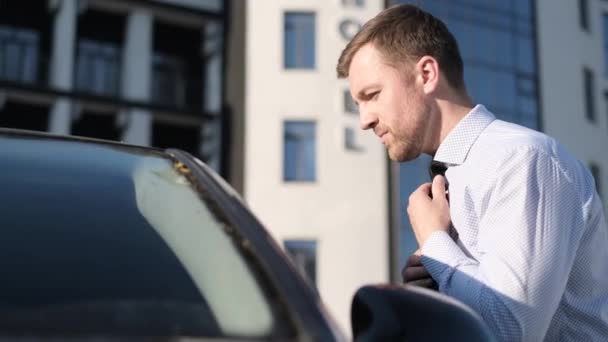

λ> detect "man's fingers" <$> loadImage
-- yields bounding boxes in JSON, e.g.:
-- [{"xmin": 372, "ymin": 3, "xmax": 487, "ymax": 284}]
[
  {"xmin": 431, "ymin": 175, "xmax": 447, "ymax": 201},
  {"xmin": 406, "ymin": 253, "xmax": 422, "ymax": 267},
  {"xmin": 407, "ymin": 278, "xmax": 437, "ymax": 289},
  {"xmin": 403, "ymin": 266, "xmax": 431, "ymax": 281},
  {"xmin": 415, "ymin": 182, "xmax": 432, "ymax": 196}
]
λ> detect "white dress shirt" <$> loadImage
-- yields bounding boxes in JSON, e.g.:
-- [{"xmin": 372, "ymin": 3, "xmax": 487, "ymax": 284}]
[{"xmin": 420, "ymin": 105, "xmax": 608, "ymax": 341}]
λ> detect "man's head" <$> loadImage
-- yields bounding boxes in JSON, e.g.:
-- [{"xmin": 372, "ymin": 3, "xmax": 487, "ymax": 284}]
[{"xmin": 337, "ymin": 4, "xmax": 467, "ymax": 161}]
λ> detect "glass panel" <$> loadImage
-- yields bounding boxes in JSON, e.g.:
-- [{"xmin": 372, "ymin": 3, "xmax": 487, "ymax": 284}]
[
  {"xmin": 284, "ymin": 13, "xmax": 315, "ymax": 69},
  {"xmin": 603, "ymin": 14, "xmax": 608, "ymax": 77},
  {"xmin": 0, "ymin": 137, "xmax": 285, "ymax": 337},
  {"xmin": 494, "ymin": 29, "xmax": 514, "ymax": 68},
  {"xmin": 590, "ymin": 163, "xmax": 602, "ymax": 198},
  {"xmin": 152, "ymin": 53, "xmax": 186, "ymax": 108},
  {"xmin": 449, "ymin": 20, "xmax": 474, "ymax": 61},
  {"xmin": 345, "ymin": 127, "xmax": 364, "ymax": 151},
  {"xmin": 344, "ymin": 89, "xmax": 358, "ymax": 114},
  {"xmin": 153, "ymin": 0, "xmax": 223, "ymax": 12},
  {"xmin": 204, "ymin": 21, "xmax": 223, "ymax": 113},
  {"xmin": 516, "ymin": 37, "xmax": 534, "ymax": 74},
  {"xmin": 0, "ymin": 101, "xmax": 48, "ymax": 131},
  {"xmin": 493, "ymin": 70, "xmax": 517, "ymax": 112},
  {"xmin": 284, "ymin": 240, "xmax": 317, "ymax": 287},
  {"xmin": 0, "ymin": 25, "xmax": 39, "ymax": 83},
  {"xmin": 514, "ymin": 0, "xmax": 531, "ymax": 18},
  {"xmin": 75, "ymin": 39, "xmax": 121, "ymax": 96},
  {"xmin": 584, "ymin": 67, "xmax": 596, "ymax": 122},
  {"xmin": 579, "ymin": 0, "xmax": 589, "ymax": 31},
  {"xmin": 200, "ymin": 117, "xmax": 222, "ymax": 173},
  {"xmin": 517, "ymin": 76, "xmax": 536, "ymax": 96},
  {"xmin": 342, "ymin": 0, "xmax": 365, "ymax": 7},
  {"xmin": 284, "ymin": 121, "xmax": 316, "ymax": 182}
]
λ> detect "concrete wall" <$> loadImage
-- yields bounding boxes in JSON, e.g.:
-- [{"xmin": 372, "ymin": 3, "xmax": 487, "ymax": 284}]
[
  {"xmin": 536, "ymin": 0, "xmax": 608, "ymax": 208},
  {"xmin": 241, "ymin": 0, "xmax": 388, "ymax": 334}
]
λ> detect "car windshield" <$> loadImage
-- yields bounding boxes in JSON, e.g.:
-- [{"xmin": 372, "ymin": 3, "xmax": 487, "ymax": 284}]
[{"xmin": 0, "ymin": 136, "xmax": 288, "ymax": 339}]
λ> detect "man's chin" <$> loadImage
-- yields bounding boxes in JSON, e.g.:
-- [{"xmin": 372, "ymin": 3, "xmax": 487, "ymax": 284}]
[{"xmin": 388, "ymin": 147, "xmax": 419, "ymax": 162}]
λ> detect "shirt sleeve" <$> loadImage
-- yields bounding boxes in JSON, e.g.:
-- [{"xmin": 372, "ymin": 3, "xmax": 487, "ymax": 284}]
[{"xmin": 420, "ymin": 147, "xmax": 585, "ymax": 342}]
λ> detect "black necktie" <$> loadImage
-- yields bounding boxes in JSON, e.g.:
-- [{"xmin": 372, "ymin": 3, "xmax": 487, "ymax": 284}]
[
  {"xmin": 428, "ymin": 160, "xmax": 458, "ymax": 242},
  {"xmin": 429, "ymin": 160, "xmax": 448, "ymax": 180}
]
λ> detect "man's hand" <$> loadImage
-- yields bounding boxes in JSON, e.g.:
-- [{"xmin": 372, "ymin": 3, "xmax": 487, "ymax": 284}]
[
  {"xmin": 407, "ymin": 175, "xmax": 451, "ymax": 247},
  {"xmin": 402, "ymin": 249, "xmax": 437, "ymax": 290}
]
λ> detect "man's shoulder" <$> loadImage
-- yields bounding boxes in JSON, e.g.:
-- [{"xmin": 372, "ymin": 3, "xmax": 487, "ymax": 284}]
[
  {"xmin": 473, "ymin": 119, "xmax": 587, "ymax": 184},
  {"xmin": 478, "ymin": 120, "xmax": 559, "ymax": 158}
]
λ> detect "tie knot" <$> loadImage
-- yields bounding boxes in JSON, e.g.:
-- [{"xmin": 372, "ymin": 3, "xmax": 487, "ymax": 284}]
[{"xmin": 429, "ymin": 161, "xmax": 448, "ymax": 180}]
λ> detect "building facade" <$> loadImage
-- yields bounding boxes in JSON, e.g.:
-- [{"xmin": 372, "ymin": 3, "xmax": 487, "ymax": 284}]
[
  {"xmin": 0, "ymin": 0, "xmax": 228, "ymax": 174},
  {"xmin": 227, "ymin": 0, "xmax": 393, "ymax": 334},
  {"xmin": 536, "ymin": 0, "xmax": 608, "ymax": 205}
]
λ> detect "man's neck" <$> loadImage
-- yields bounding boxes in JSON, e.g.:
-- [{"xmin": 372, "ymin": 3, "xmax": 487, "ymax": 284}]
[{"xmin": 427, "ymin": 92, "xmax": 473, "ymax": 155}]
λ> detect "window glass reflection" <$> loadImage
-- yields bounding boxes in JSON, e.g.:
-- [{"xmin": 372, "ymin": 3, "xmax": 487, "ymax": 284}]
[
  {"xmin": 284, "ymin": 13, "xmax": 316, "ymax": 69},
  {"xmin": 0, "ymin": 26, "xmax": 39, "ymax": 83},
  {"xmin": 75, "ymin": 39, "xmax": 121, "ymax": 97},
  {"xmin": 603, "ymin": 14, "xmax": 608, "ymax": 77},
  {"xmin": 284, "ymin": 121, "xmax": 316, "ymax": 182}
]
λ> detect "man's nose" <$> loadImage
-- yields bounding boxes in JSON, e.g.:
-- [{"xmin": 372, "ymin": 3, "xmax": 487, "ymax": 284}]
[{"xmin": 359, "ymin": 107, "xmax": 378, "ymax": 130}]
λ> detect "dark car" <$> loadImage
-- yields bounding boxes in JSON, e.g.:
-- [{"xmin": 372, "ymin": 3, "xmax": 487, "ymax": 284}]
[{"xmin": 0, "ymin": 129, "xmax": 494, "ymax": 341}]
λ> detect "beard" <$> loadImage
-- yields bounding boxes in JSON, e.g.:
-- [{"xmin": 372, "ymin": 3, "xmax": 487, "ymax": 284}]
[
  {"xmin": 386, "ymin": 98, "xmax": 431, "ymax": 162},
  {"xmin": 387, "ymin": 136, "xmax": 423, "ymax": 162}
]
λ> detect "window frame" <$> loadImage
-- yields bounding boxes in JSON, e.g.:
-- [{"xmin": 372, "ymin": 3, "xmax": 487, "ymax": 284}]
[
  {"xmin": 283, "ymin": 12, "xmax": 316, "ymax": 70},
  {"xmin": 283, "ymin": 120, "xmax": 317, "ymax": 182}
]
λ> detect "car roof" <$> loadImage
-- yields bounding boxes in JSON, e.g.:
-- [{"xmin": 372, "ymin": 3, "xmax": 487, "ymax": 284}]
[{"xmin": 0, "ymin": 127, "xmax": 166, "ymax": 155}]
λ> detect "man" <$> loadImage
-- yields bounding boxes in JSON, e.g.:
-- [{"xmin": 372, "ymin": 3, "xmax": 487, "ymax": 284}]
[{"xmin": 336, "ymin": 4, "xmax": 608, "ymax": 341}]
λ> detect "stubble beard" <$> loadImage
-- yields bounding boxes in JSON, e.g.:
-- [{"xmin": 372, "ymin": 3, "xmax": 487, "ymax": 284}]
[
  {"xmin": 387, "ymin": 136, "xmax": 422, "ymax": 162},
  {"xmin": 387, "ymin": 103, "xmax": 430, "ymax": 162}
]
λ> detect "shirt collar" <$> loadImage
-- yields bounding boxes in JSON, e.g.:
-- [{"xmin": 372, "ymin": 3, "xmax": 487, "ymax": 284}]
[{"xmin": 433, "ymin": 104, "xmax": 496, "ymax": 166}]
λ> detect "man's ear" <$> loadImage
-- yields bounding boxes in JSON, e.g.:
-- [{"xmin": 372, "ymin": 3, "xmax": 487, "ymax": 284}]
[{"xmin": 416, "ymin": 56, "xmax": 439, "ymax": 94}]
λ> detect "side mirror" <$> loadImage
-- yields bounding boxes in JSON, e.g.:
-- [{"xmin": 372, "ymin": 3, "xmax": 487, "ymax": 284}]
[{"xmin": 351, "ymin": 284, "xmax": 495, "ymax": 342}]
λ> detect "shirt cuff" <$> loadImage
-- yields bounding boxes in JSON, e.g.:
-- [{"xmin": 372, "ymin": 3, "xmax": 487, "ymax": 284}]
[{"xmin": 420, "ymin": 231, "xmax": 470, "ymax": 282}]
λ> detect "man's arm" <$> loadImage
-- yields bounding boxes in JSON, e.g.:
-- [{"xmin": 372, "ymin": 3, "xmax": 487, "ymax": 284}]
[{"xmin": 411, "ymin": 148, "xmax": 585, "ymax": 341}]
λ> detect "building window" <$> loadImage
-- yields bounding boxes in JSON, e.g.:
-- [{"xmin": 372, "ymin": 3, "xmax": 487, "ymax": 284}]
[
  {"xmin": 0, "ymin": 26, "xmax": 39, "ymax": 83},
  {"xmin": 345, "ymin": 127, "xmax": 363, "ymax": 151},
  {"xmin": 342, "ymin": 0, "xmax": 365, "ymax": 7},
  {"xmin": 75, "ymin": 9, "xmax": 125, "ymax": 98},
  {"xmin": 284, "ymin": 12, "xmax": 315, "ymax": 69},
  {"xmin": 71, "ymin": 109, "xmax": 121, "ymax": 141},
  {"xmin": 604, "ymin": 14, "xmax": 608, "ymax": 77},
  {"xmin": 0, "ymin": 100, "xmax": 49, "ymax": 131},
  {"xmin": 283, "ymin": 121, "xmax": 316, "ymax": 182},
  {"xmin": 580, "ymin": 0, "xmax": 589, "ymax": 31},
  {"xmin": 152, "ymin": 53, "xmax": 186, "ymax": 108},
  {"xmin": 75, "ymin": 40, "xmax": 121, "ymax": 97},
  {"xmin": 152, "ymin": 21, "xmax": 206, "ymax": 112},
  {"xmin": 590, "ymin": 163, "xmax": 602, "ymax": 198},
  {"xmin": 152, "ymin": 120, "xmax": 201, "ymax": 157},
  {"xmin": 343, "ymin": 89, "xmax": 358, "ymax": 114},
  {"xmin": 583, "ymin": 67, "xmax": 596, "ymax": 122},
  {"xmin": 284, "ymin": 240, "xmax": 317, "ymax": 287}
]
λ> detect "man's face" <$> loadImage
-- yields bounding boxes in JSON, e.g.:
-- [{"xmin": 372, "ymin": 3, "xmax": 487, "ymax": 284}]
[{"xmin": 349, "ymin": 44, "xmax": 432, "ymax": 162}]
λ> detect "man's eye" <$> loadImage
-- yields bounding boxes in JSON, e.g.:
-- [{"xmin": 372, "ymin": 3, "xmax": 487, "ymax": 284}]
[{"xmin": 369, "ymin": 91, "xmax": 380, "ymax": 100}]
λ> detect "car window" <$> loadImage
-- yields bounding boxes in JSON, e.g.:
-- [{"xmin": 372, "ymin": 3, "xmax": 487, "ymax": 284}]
[{"xmin": 0, "ymin": 137, "xmax": 290, "ymax": 339}]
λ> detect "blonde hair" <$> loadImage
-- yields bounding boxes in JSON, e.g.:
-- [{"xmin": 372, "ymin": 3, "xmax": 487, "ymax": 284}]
[{"xmin": 336, "ymin": 4, "xmax": 465, "ymax": 90}]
